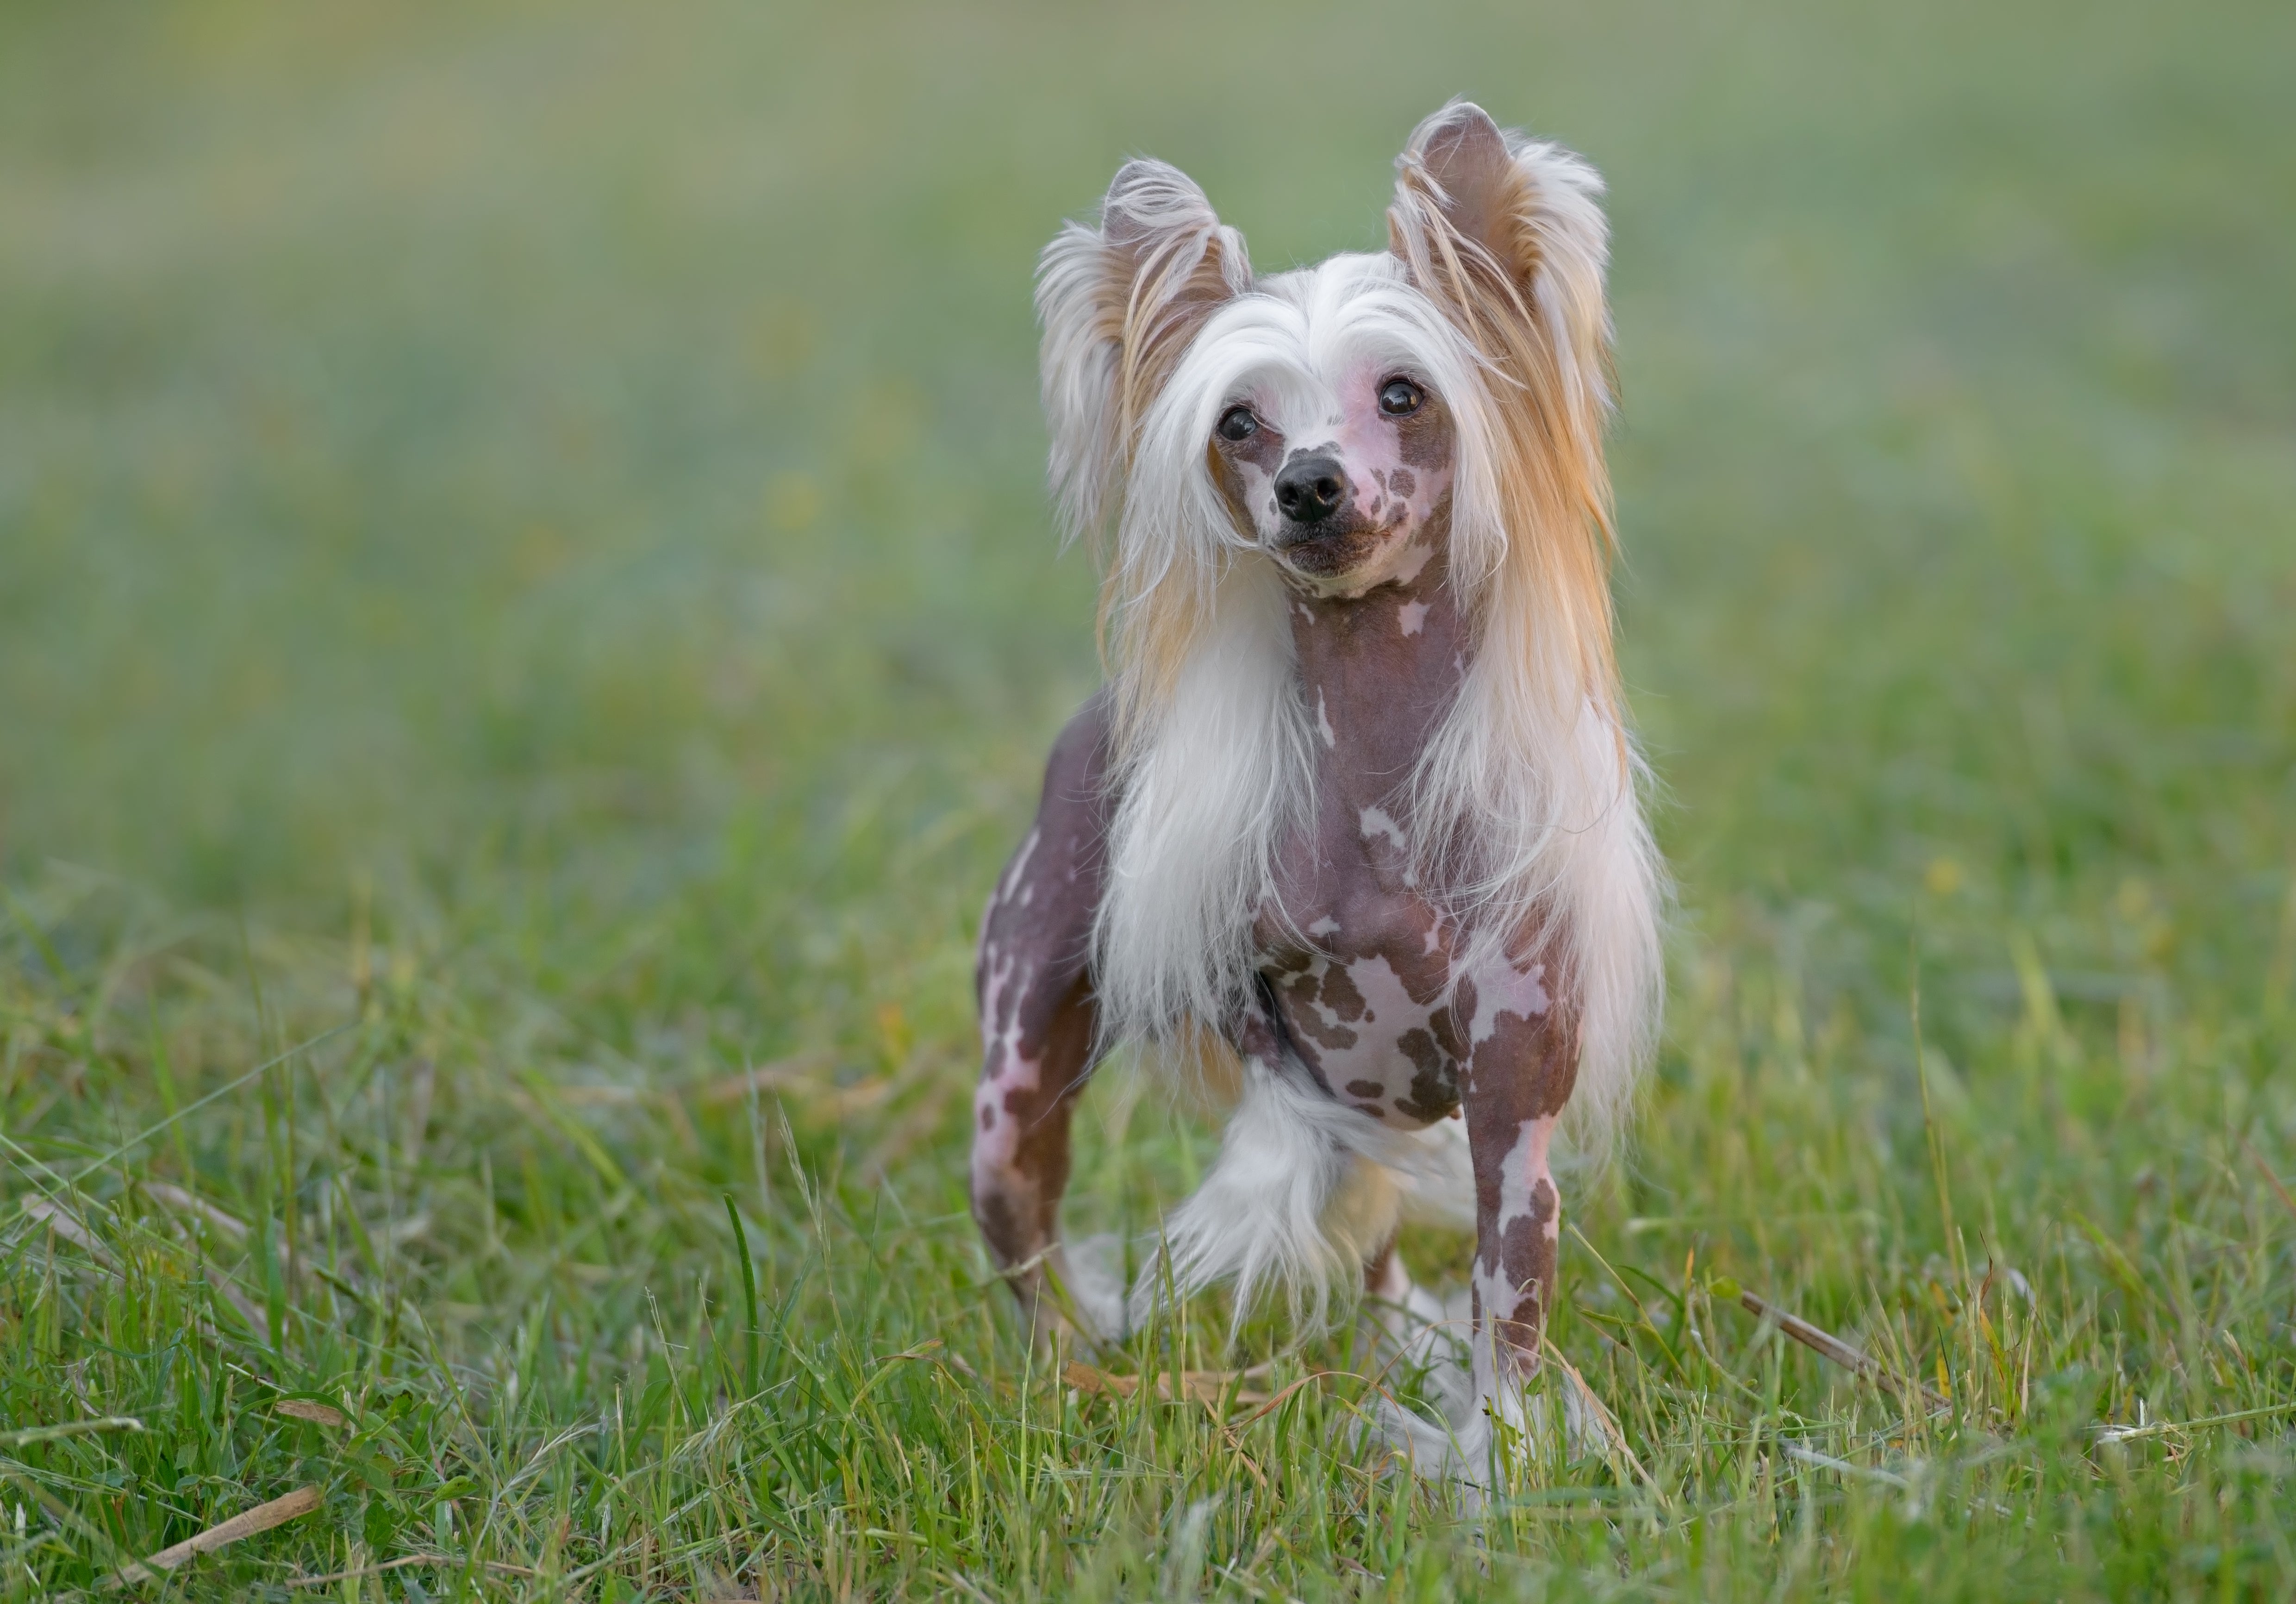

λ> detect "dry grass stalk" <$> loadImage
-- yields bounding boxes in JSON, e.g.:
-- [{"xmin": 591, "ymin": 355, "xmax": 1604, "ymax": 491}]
[
  {"xmin": 109, "ymin": 1484, "xmax": 322, "ymax": 1587},
  {"xmin": 1726, "ymin": 1284, "xmax": 1949, "ymax": 1412},
  {"xmin": 141, "ymin": 1182, "xmax": 249, "ymax": 1239},
  {"xmin": 273, "ymin": 1399, "xmax": 347, "ymax": 1429},
  {"xmin": 1063, "ymin": 1360, "xmax": 1270, "ymax": 1408},
  {"xmin": 23, "ymin": 1198, "xmax": 106, "ymax": 1258}
]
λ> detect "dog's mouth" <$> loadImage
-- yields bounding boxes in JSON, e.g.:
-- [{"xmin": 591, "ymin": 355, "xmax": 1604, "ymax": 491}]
[{"xmin": 1270, "ymin": 515, "xmax": 1388, "ymax": 580}]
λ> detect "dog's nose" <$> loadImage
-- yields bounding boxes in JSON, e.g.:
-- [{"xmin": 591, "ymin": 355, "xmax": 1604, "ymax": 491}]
[{"xmin": 1273, "ymin": 455, "xmax": 1348, "ymax": 525}]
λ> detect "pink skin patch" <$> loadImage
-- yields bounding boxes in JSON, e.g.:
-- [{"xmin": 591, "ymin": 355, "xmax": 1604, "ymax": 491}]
[{"xmin": 1222, "ymin": 364, "xmax": 1455, "ymax": 599}]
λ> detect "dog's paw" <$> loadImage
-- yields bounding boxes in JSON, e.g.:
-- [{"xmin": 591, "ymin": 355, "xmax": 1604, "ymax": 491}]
[
  {"xmin": 1052, "ymin": 1233, "xmax": 1131, "ymax": 1346},
  {"xmin": 1369, "ymin": 1371, "xmax": 1616, "ymax": 1492}
]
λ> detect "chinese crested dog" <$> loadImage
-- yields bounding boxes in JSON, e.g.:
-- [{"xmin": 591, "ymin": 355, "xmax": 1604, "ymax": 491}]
[{"xmin": 970, "ymin": 101, "xmax": 1664, "ymax": 1470}]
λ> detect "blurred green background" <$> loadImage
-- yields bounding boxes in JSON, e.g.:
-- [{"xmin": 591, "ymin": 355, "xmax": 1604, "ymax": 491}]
[{"xmin": 7, "ymin": 0, "xmax": 2287, "ymax": 956}]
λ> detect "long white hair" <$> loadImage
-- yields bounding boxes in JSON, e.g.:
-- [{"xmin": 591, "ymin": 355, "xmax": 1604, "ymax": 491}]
[{"xmin": 1037, "ymin": 103, "xmax": 1665, "ymax": 1152}]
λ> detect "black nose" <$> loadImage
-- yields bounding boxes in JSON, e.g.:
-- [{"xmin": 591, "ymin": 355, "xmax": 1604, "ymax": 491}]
[{"xmin": 1273, "ymin": 455, "xmax": 1348, "ymax": 525}]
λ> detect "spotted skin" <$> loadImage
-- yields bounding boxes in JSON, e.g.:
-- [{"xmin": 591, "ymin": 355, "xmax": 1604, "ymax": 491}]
[
  {"xmin": 1212, "ymin": 367, "xmax": 1457, "ymax": 599},
  {"xmin": 1242, "ymin": 458, "xmax": 1579, "ymax": 1390},
  {"xmin": 1461, "ymin": 981, "xmax": 1575, "ymax": 1391},
  {"xmin": 969, "ymin": 693, "xmax": 1112, "ymax": 1341},
  {"xmin": 978, "ymin": 362, "xmax": 1578, "ymax": 1396}
]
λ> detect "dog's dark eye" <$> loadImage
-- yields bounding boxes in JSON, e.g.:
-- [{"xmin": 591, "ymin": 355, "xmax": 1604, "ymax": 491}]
[
  {"xmin": 1216, "ymin": 406, "xmax": 1258, "ymax": 443},
  {"xmin": 1378, "ymin": 378, "xmax": 1424, "ymax": 418}
]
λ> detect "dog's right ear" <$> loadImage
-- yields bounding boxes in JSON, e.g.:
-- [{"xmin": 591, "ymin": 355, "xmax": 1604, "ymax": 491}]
[
  {"xmin": 1037, "ymin": 160, "xmax": 1250, "ymax": 544},
  {"xmin": 1388, "ymin": 103, "xmax": 1612, "ymax": 472}
]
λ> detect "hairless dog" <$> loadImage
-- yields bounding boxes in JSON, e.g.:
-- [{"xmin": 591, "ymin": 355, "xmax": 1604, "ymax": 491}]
[{"xmin": 972, "ymin": 101, "xmax": 1664, "ymax": 1473}]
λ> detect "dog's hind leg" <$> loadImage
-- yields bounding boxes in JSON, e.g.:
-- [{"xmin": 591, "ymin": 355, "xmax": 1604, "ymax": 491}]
[{"xmin": 970, "ymin": 693, "xmax": 1116, "ymax": 1344}]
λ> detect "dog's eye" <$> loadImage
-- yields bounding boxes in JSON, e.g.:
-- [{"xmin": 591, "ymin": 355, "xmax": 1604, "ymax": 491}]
[
  {"xmin": 1215, "ymin": 406, "xmax": 1258, "ymax": 443},
  {"xmin": 1378, "ymin": 378, "xmax": 1424, "ymax": 418}
]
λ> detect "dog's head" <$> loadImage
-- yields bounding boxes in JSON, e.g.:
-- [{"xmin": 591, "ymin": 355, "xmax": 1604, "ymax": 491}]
[
  {"xmin": 1195, "ymin": 296, "xmax": 1460, "ymax": 596},
  {"xmin": 1038, "ymin": 101, "xmax": 1614, "ymax": 606}
]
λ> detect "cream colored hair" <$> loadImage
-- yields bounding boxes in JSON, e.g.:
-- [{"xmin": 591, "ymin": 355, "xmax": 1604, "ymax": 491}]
[{"xmin": 1036, "ymin": 102, "xmax": 1665, "ymax": 1152}]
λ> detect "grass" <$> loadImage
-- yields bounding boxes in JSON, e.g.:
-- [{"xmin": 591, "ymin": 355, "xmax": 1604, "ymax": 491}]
[{"xmin": 2, "ymin": 0, "xmax": 2293, "ymax": 1596}]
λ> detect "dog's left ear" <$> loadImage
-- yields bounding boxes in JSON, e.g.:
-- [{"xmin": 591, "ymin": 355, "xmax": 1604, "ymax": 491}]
[
  {"xmin": 1388, "ymin": 101, "xmax": 1612, "ymax": 440},
  {"xmin": 1037, "ymin": 160, "xmax": 1250, "ymax": 545}
]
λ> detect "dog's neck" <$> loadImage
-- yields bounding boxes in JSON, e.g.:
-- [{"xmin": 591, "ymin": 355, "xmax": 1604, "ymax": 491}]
[{"xmin": 1283, "ymin": 523, "xmax": 1466, "ymax": 811}]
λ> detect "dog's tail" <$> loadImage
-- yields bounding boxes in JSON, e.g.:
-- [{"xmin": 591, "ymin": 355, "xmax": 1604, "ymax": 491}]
[{"xmin": 1124, "ymin": 1059, "xmax": 1473, "ymax": 1336}]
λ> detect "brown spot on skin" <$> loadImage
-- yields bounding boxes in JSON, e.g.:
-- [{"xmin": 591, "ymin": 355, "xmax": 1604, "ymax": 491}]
[
  {"xmin": 1469, "ymin": 1000, "xmax": 1579, "ymax": 1121},
  {"xmin": 1233, "ymin": 1004, "xmax": 1331, "ymax": 1097},
  {"xmin": 1480, "ymin": 1177, "xmax": 1560, "ymax": 1352},
  {"xmin": 1278, "ymin": 980, "xmax": 1360, "ymax": 1054},
  {"xmin": 1318, "ymin": 963, "xmax": 1369, "ymax": 1024},
  {"xmin": 1395, "ymin": 392, "xmax": 1452, "ymax": 471},
  {"xmin": 1354, "ymin": 1103, "xmax": 1387, "ymax": 1119},
  {"xmin": 1388, "ymin": 467, "xmax": 1416, "ymax": 498},
  {"xmin": 979, "ymin": 1103, "xmax": 996, "ymax": 1131},
  {"xmin": 1431, "ymin": 987, "xmax": 1470, "ymax": 1065},
  {"xmin": 1392, "ymin": 1027, "xmax": 1460, "ymax": 1121},
  {"xmin": 1495, "ymin": 1191, "xmax": 1556, "ymax": 1281},
  {"xmin": 1261, "ymin": 945, "xmax": 1315, "ymax": 980},
  {"xmin": 1346, "ymin": 1079, "xmax": 1385, "ymax": 1099}
]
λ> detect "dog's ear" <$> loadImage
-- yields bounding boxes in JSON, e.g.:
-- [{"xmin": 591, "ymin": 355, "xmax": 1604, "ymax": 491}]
[
  {"xmin": 1037, "ymin": 160, "xmax": 1249, "ymax": 543},
  {"xmin": 1388, "ymin": 101, "xmax": 1612, "ymax": 443}
]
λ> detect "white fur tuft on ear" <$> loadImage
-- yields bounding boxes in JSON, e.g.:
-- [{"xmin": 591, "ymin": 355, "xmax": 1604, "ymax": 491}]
[
  {"xmin": 1390, "ymin": 100, "xmax": 1613, "ymax": 492},
  {"xmin": 1036, "ymin": 160, "xmax": 1250, "ymax": 547}
]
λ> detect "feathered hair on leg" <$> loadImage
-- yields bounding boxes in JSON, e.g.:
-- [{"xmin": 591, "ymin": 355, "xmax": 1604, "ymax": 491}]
[{"xmin": 1386, "ymin": 101, "xmax": 1666, "ymax": 1150}]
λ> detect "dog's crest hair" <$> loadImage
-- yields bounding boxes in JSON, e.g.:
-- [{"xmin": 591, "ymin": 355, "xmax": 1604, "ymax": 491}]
[{"xmin": 1036, "ymin": 103, "xmax": 1664, "ymax": 1162}]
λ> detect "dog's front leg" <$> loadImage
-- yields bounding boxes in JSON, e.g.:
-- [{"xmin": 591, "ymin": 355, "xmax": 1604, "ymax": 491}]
[
  {"xmin": 970, "ymin": 967, "xmax": 1099, "ymax": 1345},
  {"xmin": 969, "ymin": 695, "xmax": 1113, "ymax": 1347},
  {"xmin": 1459, "ymin": 961, "xmax": 1578, "ymax": 1455}
]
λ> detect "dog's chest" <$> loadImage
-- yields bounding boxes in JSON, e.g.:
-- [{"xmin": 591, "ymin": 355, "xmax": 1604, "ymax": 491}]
[{"xmin": 1251, "ymin": 802, "xmax": 1468, "ymax": 1128}]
